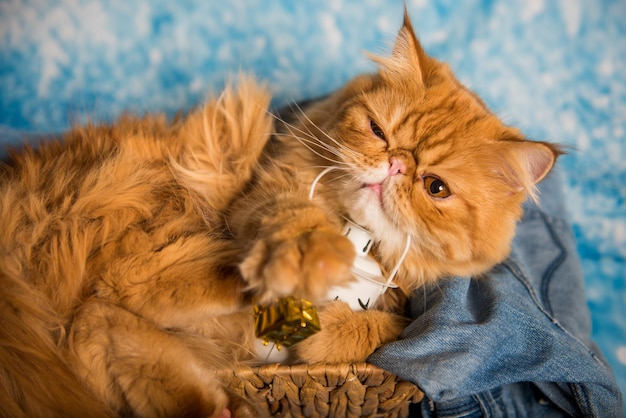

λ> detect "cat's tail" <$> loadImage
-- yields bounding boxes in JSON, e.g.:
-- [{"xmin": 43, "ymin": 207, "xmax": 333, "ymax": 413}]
[
  {"xmin": 0, "ymin": 269, "xmax": 113, "ymax": 418},
  {"xmin": 171, "ymin": 75, "xmax": 274, "ymax": 213}
]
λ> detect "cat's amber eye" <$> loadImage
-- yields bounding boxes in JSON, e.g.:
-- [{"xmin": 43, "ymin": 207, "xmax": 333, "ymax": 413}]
[
  {"xmin": 369, "ymin": 120, "xmax": 386, "ymax": 141},
  {"xmin": 423, "ymin": 176, "xmax": 452, "ymax": 199}
]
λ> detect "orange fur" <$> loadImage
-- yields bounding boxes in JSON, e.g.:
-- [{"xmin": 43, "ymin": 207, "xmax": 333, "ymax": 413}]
[
  {"xmin": 0, "ymin": 13, "xmax": 560, "ymax": 417},
  {"xmin": 1, "ymin": 77, "xmax": 270, "ymax": 417}
]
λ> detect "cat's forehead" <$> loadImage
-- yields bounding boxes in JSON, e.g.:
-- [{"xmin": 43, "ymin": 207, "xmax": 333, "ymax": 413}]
[
  {"xmin": 390, "ymin": 92, "xmax": 499, "ymax": 148},
  {"xmin": 346, "ymin": 69, "xmax": 511, "ymax": 156},
  {"xmin": 366, "ymin": 68, "xmax": 490, "ymax": 123}
]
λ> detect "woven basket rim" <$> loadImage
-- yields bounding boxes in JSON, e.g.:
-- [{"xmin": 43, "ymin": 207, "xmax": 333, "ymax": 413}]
[{"xmin": 214, "ymin": 362, "xmax": 423, "ymax": 417}]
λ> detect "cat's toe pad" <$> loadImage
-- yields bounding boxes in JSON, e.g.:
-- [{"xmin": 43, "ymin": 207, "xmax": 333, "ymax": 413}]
[{"xmin": 241, "ymin": 229, "xmax": 355, "ymax": 303}]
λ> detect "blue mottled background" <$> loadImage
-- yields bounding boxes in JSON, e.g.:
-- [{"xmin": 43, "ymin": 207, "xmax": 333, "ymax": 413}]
[{"xmin": 1, "ymin": 0, "xmax": 624, "ymax": 410}]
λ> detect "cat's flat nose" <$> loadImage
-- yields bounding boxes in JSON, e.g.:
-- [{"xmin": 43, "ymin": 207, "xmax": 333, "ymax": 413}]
[{"xmin": 388, "ymin": 157, "xmax": 407, "ymax": 176}]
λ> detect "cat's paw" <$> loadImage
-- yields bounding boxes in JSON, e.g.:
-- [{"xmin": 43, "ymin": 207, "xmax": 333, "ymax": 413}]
[
  {"xmin": 240, "ymin": 228, "xmax": 355, "ymax": 303},
  {"xmin": 292, "ymin": 301, "xmax": 410, "ymax": 364}
]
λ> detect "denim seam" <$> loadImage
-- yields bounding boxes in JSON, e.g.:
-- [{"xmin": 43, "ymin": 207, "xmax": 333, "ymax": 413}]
[
  {"xmin": 569, "ymin": 383, "xmax": 595, "ymax": 418},
  {"xmin": 537, "ymin": 211, "xmax": 568, "ymax": 316},
  {"xmin": 519, "ymin": 212, "xmax": 613, "ymax": 370},
  {"xmin": 472, "ymin": 394, "xmax": 489, "ymax": 417},
  {"xmin": 502, "ymin": 259, "xmax": 613, "ymax": 372},
  {"xmin": 472, "ymin": 389, "xmax": 500, "ymax": 417}
]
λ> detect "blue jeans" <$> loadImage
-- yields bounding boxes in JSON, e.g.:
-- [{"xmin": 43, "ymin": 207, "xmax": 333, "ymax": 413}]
[{"xmin": 369, "ymin": 170, "xmax": 623, "ymax": 417}]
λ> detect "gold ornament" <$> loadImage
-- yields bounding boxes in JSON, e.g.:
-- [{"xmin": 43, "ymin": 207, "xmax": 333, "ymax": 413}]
[{"xmin": 253, "ymin": 296, "xmax": 321, "ymax": 349}]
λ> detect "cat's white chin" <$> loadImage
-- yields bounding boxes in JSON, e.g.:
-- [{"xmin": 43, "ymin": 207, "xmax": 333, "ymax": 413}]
[{"xmin": 344, "ymin": 187, "xmax": 405, "ymax": 249}]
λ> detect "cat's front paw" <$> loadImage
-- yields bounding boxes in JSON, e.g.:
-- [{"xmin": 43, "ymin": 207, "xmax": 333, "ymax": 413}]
[
  {"xmin": 240, "ymin": 228, "xmax": 355, "ymax": 303},
  {"xmin": 292, "ymin": 301, "xmax": 410, "ymax": 364}
]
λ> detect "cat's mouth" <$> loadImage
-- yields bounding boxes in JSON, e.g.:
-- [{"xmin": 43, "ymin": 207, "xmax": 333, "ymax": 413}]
[
  {"xmin": 362, "ymin": 183, "xmax": 383, "ymax": 201},
  {"xmin": 351, "ymin": 181, "xmax": 400, "ymax": 240},
  {"xmin": 361, "ymin": 183, "xmax": 383, "ymax": 204},
  {"xmin": 360, "ymin": 180, "xmax": 398, "ymax": 220}
]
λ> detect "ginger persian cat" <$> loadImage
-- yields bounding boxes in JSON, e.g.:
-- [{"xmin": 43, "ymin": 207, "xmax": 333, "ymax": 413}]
[{"xmin": 0, "ymin": 12, "xmax": 560, "ymax": 418}]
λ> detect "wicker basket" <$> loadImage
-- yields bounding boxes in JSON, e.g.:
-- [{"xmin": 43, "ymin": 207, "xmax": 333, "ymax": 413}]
[{"xmin": 215, "ymin": 363, "xmax": 423, "ymax": 417}]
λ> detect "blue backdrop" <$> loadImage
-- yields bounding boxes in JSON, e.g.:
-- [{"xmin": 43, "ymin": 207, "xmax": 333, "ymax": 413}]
[{"xmin": 1, "ymin": 0, "xmax": 624, "ymax": 411}]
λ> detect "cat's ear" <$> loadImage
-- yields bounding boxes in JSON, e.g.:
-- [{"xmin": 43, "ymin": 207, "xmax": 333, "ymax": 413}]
[
  {"xmin": 495, "ymin": 139, "xmax": 563, "ymax": 201},
  {"xmin": 367, "ymin": 8, "xmax": 430, "ymax": 87}
]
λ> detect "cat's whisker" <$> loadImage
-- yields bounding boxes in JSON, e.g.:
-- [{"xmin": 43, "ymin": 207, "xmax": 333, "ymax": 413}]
[
  {"xmin": 295, "ymin": 138, "xmax": 350, "ymax": 164},
  {"xmin": 275, "ymin": 103, "xmax": 361, "ymax": 163},
  {"xmin": 326, "ymin": 171, "xmax": 354, "ymax": 185},
  {"xmin": 276, "ymin": 131, "xmax": 350, "ymax": 166},
  {"xmin": 289, "ymin": 103, "xmax": 362, "ymax": 161},
  {"xmin": 298, "ymin": 123, "xmax": 360, "ymax": 161},
  {"xmin": 273, "ymin": 114, "xmax": 341, "ymax": 154},
  {"xmin": 285, "ymin": 128, "xmax": 356, "ymax": 167},
  {"xmin": 283, "ymin": 135, "xmax": 347, "ymax": 166},
  {"xmin": 255, "ymin": 110, "xmax": 345, "ymax": 165},
  {"xmin": 278, "ymin": 127, "xmax": 344, "ymax": 156}
]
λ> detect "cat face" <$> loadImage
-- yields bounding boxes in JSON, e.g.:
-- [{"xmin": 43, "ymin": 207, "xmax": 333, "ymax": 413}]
[{"xmin": 314, "ymin": 13, "xmax": 560, "ymax": 282}]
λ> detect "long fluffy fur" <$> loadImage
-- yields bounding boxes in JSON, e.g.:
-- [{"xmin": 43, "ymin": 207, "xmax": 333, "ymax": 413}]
[
  {"xmin": 0, "ymin": 13, "xmax": 560, "ymax": 417},
  {"xmin": 0, "ymin": 76, "xmax": 272, "ymax": 417}
]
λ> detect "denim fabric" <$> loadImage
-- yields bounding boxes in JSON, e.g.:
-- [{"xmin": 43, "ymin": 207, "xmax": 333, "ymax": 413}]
[
  {"xmin": 409, "ymin": 383, "xmax": 571, "ymax": 418},
  {"xmin": 369, "ymin": 171, "xmax": 623, "ymax": 417}
]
